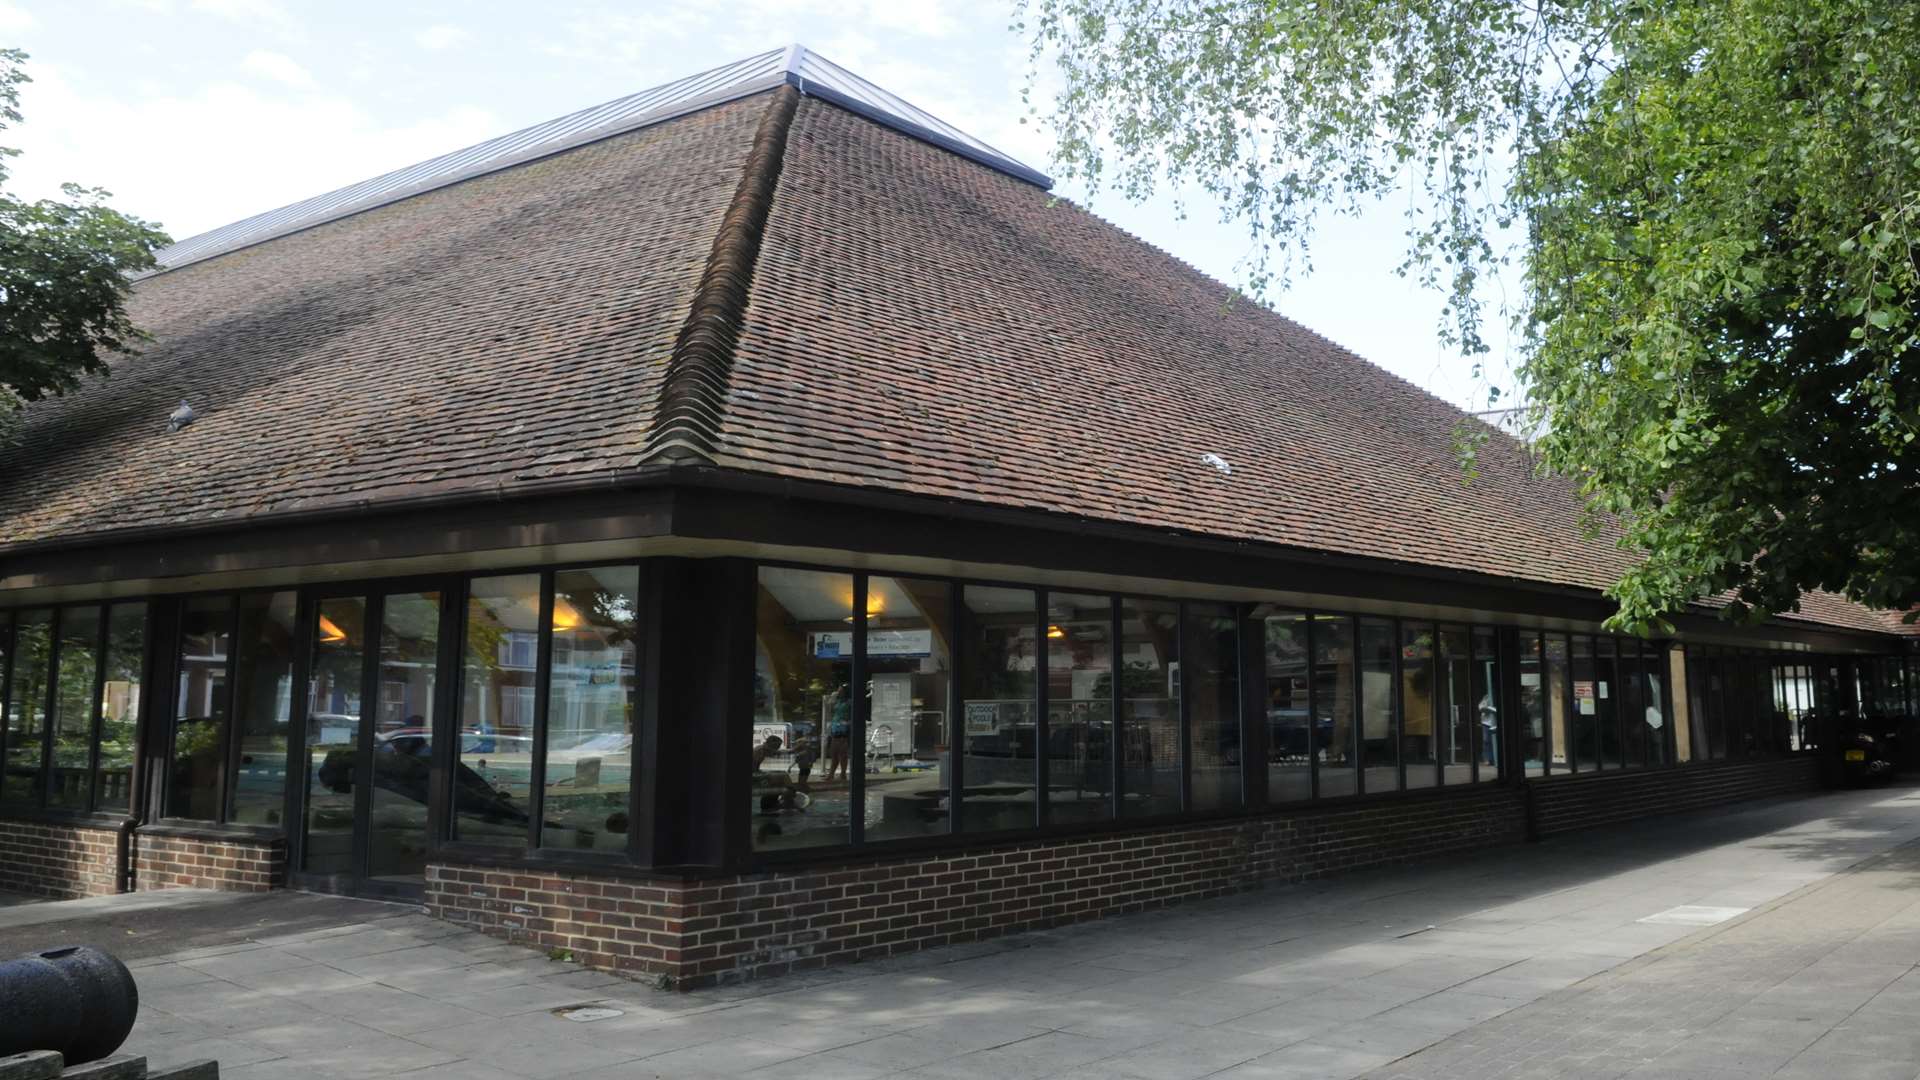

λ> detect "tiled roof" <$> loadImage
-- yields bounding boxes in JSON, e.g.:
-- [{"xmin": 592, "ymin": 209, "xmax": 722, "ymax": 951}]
[{"xmin": 0, "ymin": 60, "xmax": 1903, "ymax": 641}]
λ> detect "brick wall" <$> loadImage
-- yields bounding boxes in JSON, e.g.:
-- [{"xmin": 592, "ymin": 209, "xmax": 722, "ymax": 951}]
[
  {"xmin": 131, "ymin": 829, "xmax": 285, "ymax": 892},
  {"xmin": 0, "ymin": 819, "xmax": 120, "ymax": 898},
  {"xmin": 1530, "ymin": 756, "xmax": 1822, "ymax": 837},
  {"xmin": 427, "ymin": 784, "xmax": 1527, "ymax": 989}
]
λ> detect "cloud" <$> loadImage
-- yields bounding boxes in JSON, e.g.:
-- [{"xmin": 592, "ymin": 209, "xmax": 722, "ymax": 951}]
[
  {"xmin": 415, "ymin": 24, "xmax": 470, "ymax": 51},
  {"xmin": 241, "ymin": 50, "xmax": 314, "ymax": 89},
  {"xmin": 5, "ymin": 62, "xmax": 499, "ymax": 241}
]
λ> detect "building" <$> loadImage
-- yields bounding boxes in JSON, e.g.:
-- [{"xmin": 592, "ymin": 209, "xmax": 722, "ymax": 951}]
[{"xmin": 0, "ymin": 46, "xmax": 1912, "ymax": 988}]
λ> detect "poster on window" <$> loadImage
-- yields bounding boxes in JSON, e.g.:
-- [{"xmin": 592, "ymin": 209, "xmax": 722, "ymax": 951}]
[{"xmin": 1574, "ymin": 681, "xmax": 1596, "ymax": 715}]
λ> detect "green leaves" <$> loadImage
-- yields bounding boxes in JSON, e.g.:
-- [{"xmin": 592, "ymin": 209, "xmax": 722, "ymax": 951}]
[
  {"xmin": 0, "ymin": 51, "xmax": 168, "ymax": 420},
  {"xmin": 1029, "ymin": 0, "xmax": 1920, "ymax": 630}
]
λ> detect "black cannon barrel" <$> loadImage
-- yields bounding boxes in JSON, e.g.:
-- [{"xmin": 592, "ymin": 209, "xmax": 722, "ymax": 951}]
[{"xmin": 0, "ymin": 945, "xmax": 140, "ymax": 1064}]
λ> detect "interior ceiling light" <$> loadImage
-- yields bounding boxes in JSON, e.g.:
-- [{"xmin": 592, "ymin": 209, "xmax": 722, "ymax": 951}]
[
  {"xmin": 317, "ymin": 615, "xmax": 347, "ymax": 643},
  {"xmin": 1047, "ymin": 625, "xmax": 1066, "ymax": 639},
  {"xmin": 552, "ymin": 598, "xmax": 584, "ymax": 631}
]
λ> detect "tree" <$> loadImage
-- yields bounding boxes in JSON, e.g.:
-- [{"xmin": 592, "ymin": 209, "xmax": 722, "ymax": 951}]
[
  {"xmin": 1021, "ymin": 0, "xmax": 1920, "ymax": 631},
  {"xmin": 0, "ymin": 48, "xmax": 168, "ymax": 418}
]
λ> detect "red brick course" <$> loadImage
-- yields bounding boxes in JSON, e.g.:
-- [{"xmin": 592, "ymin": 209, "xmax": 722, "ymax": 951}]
[
  {"xmin": 131, "ymin": 830, "xmax": 284, "ymax": 892},
  {"xmin": 0, "ymin": 819, "xmax": 120, "ymax": 898},
  {"xmin": 428, "ymin": 785, "xmax": 1526, "ymax": 989},
  {"xmin": 1531, "ymin": 755, "xmax": 1821, "ymax": 836}
]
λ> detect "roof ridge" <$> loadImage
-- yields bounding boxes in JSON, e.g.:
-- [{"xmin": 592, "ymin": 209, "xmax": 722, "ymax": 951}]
[{"xmin": 642, "ymin": 84, "xmax": 801, "ymax": 464}]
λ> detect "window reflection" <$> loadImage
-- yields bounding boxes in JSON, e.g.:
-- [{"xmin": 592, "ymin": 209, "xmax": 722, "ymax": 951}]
[
  {"xmin": 1264, "ymin": 612, "xmax": 1312, "ymax": 803},
  {"xmin": 1187, "ymin": 603, "xmax": 1241, "ymax": 811},
  {"xmin": 96, "ymin": 604, "xmax": 145, "ymax": 814},
  {"xmin": 1471, "ymin": 627, "xmax": 1500, "ymax": 781},
  {"xmin": 1519, "ymin": 634, "xmax": 1546, "ymax": 777},
  {"xmin": 457, "ymin": 575, "xmax": 539, "ymax": 848},
  {"xmin": 1546, "ymin": 634, "xmax": 1571, "ymax": 772},
  {"xmin": 1315, "ymin": 615, "xmax": 1357, "ymax": 797},
  {"xmin": 542, "ymin": 567, "xmax": 639, "ymax": 853},
  {"xmin": 1438, "ymin": 626, "xmax": 1472, "ymax": 786},
  {"xmin": 368, "ymin": 591, "xmax": 439, "ymax": 884},
  {"xmin": 229, "ymin": 593, "xmax": 294, "ymax": 826},
  {"xmin": 1401, "ymin": 623, "xmax": 1437, "ymax": 789},
  {"xmin": 169, "ymin": 598, "xmax": 231, "ymax": 820},
  {"xmin": 863, "ymin": 576, "xmax": 952, "ymax": 842},
  {"xmin": 1595, "ymin": 637, "xmax": 1622, "ymax": 769},
  {"xmin": 46, "ymin": 607, "xmax": 101, "ymax": 810},
  {"xmin": 958, "ymin": 586, "xmax": 1037, "ymax": 833},
  {"xmin": 1048, "ymin": 592, "xmax": 1114, "ymax": 824},
  {"xmin": 1119, "ymin": 597, "xmax": 1179, "ymax": 818},
  {"xmin": 1359, "ymin": 618, "xmax": 1396, "ymax": 793},
  {"xmin": 753, "ymin": 567, "xmax": 853, "ymax": 850},
  {"xmin": 305, "ymin": 597, "xmax": 365, "ymax": 876},
  {"xmin": 3, "ymin": 612, "xmax": 52, "ymax": 805}
]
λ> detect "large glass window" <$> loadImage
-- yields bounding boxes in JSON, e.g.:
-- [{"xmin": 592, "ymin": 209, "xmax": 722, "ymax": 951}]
[
  {"xmin": 368, "ymin": 591, "xmax": 441, "ymax": 884},
  {"xmin": 1519, "ymin": 634, "xmax": 1546, "ymax": 777},
  {"xmin": 1315, "ymin": 615, "xmax": 1357, "ymax": 797},
  {"xmin": 752, "ymin": 567, "xmax": 853, "ymax": 851},
  {"xmin": 1048, "ymin": 592, "xmax": 1114, "ymax": 825},
  {"xmin": 1187, "ymin": 603, "xmax": 1241, "ymax": 811},
  {"xmin": 1118, "ymin": 597, "xmax": 1179, "ymax": 818},
  {"xmin": 1439, "ymin": 626, "xmax": 1472, "ymax": 785},
  {"xmin": 47, "ymin": 606, "xmax": 102, "ymax": 810},
  {"xmin": 1546, "ymin": 634, "xmax": 1571, "ymax": 771},
  {"xmin": 1359, "ymin": 617, "xmax": 1397, "ymax": 793},
  {"xmin": 1618, "ymin": 640, "xmax": 1645, "ymax": 769},
  {"xmin": 96, "ymin": 604, "xmax": 146, "ymax": 814},
  {"xmin": 456, "ymin": 575, "xmax": 540, "ymax": 847},
  {"xmin": 3, "ymin": 611, "xmax": 51, "ymax": 805},
  {"xmin": 1264, "ymin": 612, "xmax": 1312, "ymax": 803},
  {"xmin": 1472, "ymin": 626, "xmax": 1501, "ymax": 781},
  {"xmin": 543, "ymin": 567, "xmax": 639, "ymax": 853},
  {"xmin": 1595, "ymin": 637, "xmax": 1622, "ymax": 770},
  {"xmin": 959, "ymin": 586, "xmax": 1038, "ymax": 833},
  {"xmin": 1401, "ymin": 623, "xmax": 1437, "ymax": 789},
  {"xmin": 169, "ymin": 598, "xmax": 232, "ymax": 821},
  {"xmin": 229, "ymin": 593, "xmax": 295, "ymax": 826},
  {"xmin": 304, "ymin": 596, "xmax": 366, "ymax": 874},
  {"xmin": 1640, "ymin": 642, "xmax": 1669, "ymax": 767},
  {"xmin": 863, "ymin": 577, "xmax": 953, "ymax": 841},
  {"xmin": 1568, "ymin": 635, "xmax": 1597, "ymax": 772}
]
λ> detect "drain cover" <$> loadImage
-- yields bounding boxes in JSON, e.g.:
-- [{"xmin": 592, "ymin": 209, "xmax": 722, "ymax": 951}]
[
  {"xmin": 553, "ymin": 1004, "xmax": 626, "ymax": 1023},
  {"xmin": 1637, "ymin": 905, "xmax": 1750, "ymax": 926}
]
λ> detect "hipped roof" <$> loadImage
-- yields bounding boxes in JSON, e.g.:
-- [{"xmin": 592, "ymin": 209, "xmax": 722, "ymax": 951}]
[{"xmin": 0, "ymin": 52, "xmax": 1903, "ymax": 640}]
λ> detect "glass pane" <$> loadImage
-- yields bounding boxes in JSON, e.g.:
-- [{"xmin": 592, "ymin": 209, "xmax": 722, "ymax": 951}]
[
  {"xmin": 456, "ymin": 575, "xmax": 539, "ymax": 848},
  {"xmin": 1706, "ymin": 655, "xmax": 1727, "ymax": 759},
  {"xmin": 47, "ymin": 607, "xmax": 101, "ymax": 810},
  {"xmin": 1670, "ymin": 647, "xmax": 1694, "ymax": 763},
  {"xmin": 169, "ymin": 598, "xmax": 230, "ymax": 820},
  {"xmin": 1472, "ymin": 627, "xmax": 1501, "ymax": 781},
  {"xmin": 1188, "ymin": 603, "xmax": 1241, "ymax": 811},
  {"xmin": 957, "ymin": 586, "xmax": 1037, "ymax": 833},
  {"xmin": 864, "ymin": 577, "xmax": 953, "ymax": 841},
  {"xmin": 1359, "ymin": 618, "xmax": 1396, "ymax": 793},
  {"xmin": 3, "ymin": 611, "xmax": 51, "ymax": 804},
  {"xmin": 1618, "ymin": 640, "xmax": 1644, "ymax": 768},
  {"xmin": 752, "ymin": 567, "xmax": 853, "ymax": 851},
  {"xmin": 1569, "ymin": 636, "xmax": 1597, "ymax": 771},
  {"xmin": 1047, "ymin": 592, "xmax": 1113, "ymax": 825},
  {"xmin": 1265, "ymin": 612, "xmax": 1312, "ymax": 803},
  {"xmin": 369, "ymin": 591, "xmax": 440, "ymax": 884},
  {"xmin": 96, "ymin": 604, "xmax": 145, "ymax": 814},
  {"xmin": 1642, "ymin": 644, "xmax": 1669, "ymax": 766},
  {"xmin": 230, "ymin": 593, "xmax": 296, "ymax": 826},
  {"xmin": 543, "ymin": 567, "xmax": 639, "ymax": 853},
  {"xmin": 1401, "ymin": 624, "xmax": 1437, "ymax": 789},
  {"xmin": 305, "ymin": 597, "xmax": 366, "ymax": 875},
  {"xmin": 1596, "ymin": 638, "xmax": 1622, "ymax": 769},
  {"xmin": 1438, "ymin": 626, "xmax": 1472, "ymax": 785},
  {"xmin": 1547, "ymin": 635, "xmax": 1572, "ymax": 771},
  {"xmin": 1118, "ymin": 597, "xmax": 1179, "ymax": 818},
  {"xmin": 1314, "ymin": 615, "xmax": 1357, "ymax": 797},
  {"xmin": 1519, "ymin": 634, "xmax": 1546, "ymax": 777}
]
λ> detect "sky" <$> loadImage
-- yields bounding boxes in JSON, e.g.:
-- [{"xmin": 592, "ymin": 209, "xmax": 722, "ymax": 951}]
[{"xmin": 0, "ymin": 0, "xmax": 1517, "ymax": 411}]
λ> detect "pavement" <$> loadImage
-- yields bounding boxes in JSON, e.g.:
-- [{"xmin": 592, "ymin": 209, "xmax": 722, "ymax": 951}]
[{"xmin": 6, "ymin": 781, "xmax": 1918, "ymax": 1079}]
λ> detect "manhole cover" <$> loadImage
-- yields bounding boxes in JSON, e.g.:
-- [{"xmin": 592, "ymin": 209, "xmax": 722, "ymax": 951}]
[
  {"xmin": 1637, "ymin": 905, "xmax": 1750, "ymax": 926},
  {"xmin": 553, "ymin": 1004, "xmax": 625, "ymax": 1023}
]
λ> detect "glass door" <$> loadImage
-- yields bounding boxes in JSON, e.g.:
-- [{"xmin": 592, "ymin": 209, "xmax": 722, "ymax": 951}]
[{"xmin": 297, "ymin": 586, "xmax": 449, "ymax": 899}]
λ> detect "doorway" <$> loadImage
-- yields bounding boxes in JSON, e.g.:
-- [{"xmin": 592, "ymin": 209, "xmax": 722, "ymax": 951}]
[{"xmin": 293, "ymin": 586, "xmax": 452, "ymax": 900}]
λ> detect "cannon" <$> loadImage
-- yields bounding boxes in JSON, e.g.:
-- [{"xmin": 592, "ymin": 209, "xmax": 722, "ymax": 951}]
[{"xmin": 0, "ymin": 945, "xmax": 139, "ymax": 1064}]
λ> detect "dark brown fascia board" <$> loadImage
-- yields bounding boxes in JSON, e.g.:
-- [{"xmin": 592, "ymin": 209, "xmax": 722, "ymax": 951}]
[{"xmin": 0, "ymin": 461, "xmax": 1899, "ymax": 652}]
